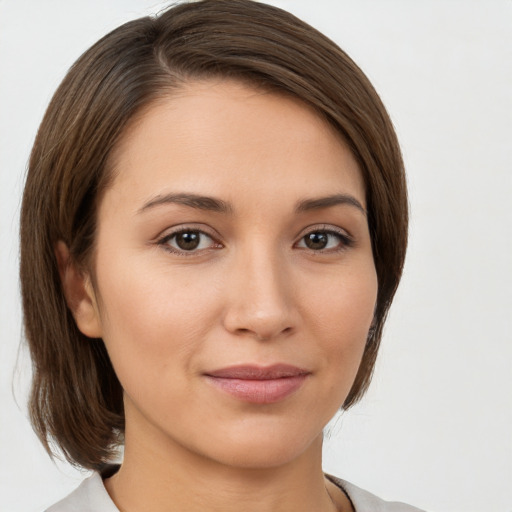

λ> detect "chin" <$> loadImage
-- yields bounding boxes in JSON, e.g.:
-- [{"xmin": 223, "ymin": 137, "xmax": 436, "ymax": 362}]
[{"xmin": 191, "ymin": 423, "xmax": 323, "ymax": 470}]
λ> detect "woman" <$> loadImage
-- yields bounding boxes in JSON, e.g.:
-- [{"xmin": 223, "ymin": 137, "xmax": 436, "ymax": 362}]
[{"xmin": 20, "ymin": 1, "xmax": 421, "ymax": 510}]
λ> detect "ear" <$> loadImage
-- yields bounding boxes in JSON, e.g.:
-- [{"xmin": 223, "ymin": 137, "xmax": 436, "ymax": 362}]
[{"xmin": 55, "ymin": 241, "xmax": 103, "ymax": 338}]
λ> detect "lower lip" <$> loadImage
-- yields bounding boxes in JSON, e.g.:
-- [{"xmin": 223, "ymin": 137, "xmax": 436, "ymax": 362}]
[{"xmin": 205, "ymin": 375, "xmax": 308, "ymax": 404}]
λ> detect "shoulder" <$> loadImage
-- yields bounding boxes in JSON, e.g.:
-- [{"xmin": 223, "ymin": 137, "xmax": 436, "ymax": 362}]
[
  {"xmin": 45, "ymin": 472, "xmax": 118, "ymax": 512},
  {"xmin": 327, "ymin": 475, "xmax": 427, "ymax": 512}
]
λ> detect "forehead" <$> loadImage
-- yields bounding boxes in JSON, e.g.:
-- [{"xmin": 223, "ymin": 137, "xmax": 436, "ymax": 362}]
[{"xmin": 104, "ymin": 79, "xmax": 365, "ymax": 212}]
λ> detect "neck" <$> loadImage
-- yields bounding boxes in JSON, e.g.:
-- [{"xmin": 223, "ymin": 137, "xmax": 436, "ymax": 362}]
[{"xmin": 105, "ymin": 426, "xmax": 347, "ymax": 512}]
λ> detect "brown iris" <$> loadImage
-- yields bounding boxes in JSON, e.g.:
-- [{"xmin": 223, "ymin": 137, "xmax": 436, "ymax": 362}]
[
  {"xmin": 175, "ymin": 231, "xmax": 201, "ymax": 250},
  {"xmin": 304, "ymin": 232, "xmax": 329, "ymax": 250}
]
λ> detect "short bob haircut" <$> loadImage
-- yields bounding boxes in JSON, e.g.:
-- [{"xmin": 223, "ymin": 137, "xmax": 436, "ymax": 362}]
[{"xmin": 20, "ymin": 0, "xmax": 407, "ymax": 470}]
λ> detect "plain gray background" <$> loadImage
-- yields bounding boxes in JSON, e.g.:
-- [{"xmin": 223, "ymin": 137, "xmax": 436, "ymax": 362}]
[{"xmin": 1, "ymin": 1, "xmax": 511, "ymax": 511}]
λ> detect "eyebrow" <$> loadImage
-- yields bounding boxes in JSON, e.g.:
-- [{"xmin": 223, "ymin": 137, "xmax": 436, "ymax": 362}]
[
  {"xmin": 138, "ymin": 193, "xmax": 233, "ymax": 214},
  {"xmin": 295, "ymin": 194, "xmax": 366, "ymax": 216},
  {"xmin": 138, "ymin": 192, "xmax": 365, "ymax": 216}
]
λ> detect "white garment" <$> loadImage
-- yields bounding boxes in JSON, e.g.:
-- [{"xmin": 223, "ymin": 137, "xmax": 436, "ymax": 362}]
[{"xmin": 45, "ymin": 471, "xmax": 426, "ymax": 512}]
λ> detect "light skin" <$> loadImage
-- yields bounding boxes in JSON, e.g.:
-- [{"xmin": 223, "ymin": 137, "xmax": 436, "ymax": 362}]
[{"xmin": 59, "ymin": 80, "xmax": 378, "ymax": 512}]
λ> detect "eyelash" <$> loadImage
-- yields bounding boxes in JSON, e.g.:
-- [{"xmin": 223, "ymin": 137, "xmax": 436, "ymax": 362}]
[
  {"xmin": 295, "ymin": 226, "xmax": 354, "ymax": 253},
  {"xmin": 156, "ymin": 226, "xmax": 354, "ymax": 256},
  {"xmin": 157, "ymin": 227, "xmax": 221, "ymax": 255}
]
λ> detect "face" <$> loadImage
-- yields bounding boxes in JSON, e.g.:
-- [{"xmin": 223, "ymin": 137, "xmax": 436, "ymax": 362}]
[{"xmin": 79, "ymin": 80, "xmax": 377, "ymax": 469}]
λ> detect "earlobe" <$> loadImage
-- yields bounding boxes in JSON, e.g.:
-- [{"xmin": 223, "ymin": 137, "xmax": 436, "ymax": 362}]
[{"xmin": 55, "ymin": 241, "xmax": 103, "ymax": 338}]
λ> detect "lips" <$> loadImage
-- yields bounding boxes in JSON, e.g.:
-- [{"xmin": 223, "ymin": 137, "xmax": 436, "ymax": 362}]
[{"xmin": 204, "ymin": 364, "xmax": 310, "ymax": 404}]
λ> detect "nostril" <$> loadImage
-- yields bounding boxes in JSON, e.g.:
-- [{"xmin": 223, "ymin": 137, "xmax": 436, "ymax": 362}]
[
  {"xmin": 233, "ymin": 325, "xmax": 294, "ymax": 341},
  {"xmin": 258, "ymin": 326, "xmax": 294, "ymax": 341}
]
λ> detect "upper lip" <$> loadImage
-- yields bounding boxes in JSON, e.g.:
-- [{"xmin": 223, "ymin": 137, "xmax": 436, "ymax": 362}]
[{"xmin": 205, "ymin": 364, "xmax": 310, "ymax": 380}]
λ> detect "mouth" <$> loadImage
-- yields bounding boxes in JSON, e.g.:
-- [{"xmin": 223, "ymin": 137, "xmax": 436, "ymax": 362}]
[{"xmin": 204, "ymin": 364, "xmax": 310, "ymax": 404}]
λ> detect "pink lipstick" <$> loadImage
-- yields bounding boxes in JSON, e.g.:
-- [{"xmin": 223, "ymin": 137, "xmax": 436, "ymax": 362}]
[{"xmin": 204, "ymin": 364, "xmax": 309, "ymax": 404}]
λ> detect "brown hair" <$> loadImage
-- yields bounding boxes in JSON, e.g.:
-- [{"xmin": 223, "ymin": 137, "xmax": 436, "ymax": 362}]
[{"xmin": 20, "ymin": 0, "xmax": 407, "ymax": 470}]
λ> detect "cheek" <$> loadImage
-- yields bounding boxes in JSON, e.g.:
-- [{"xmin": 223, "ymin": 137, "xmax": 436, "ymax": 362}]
[
  {"xmin": 93, "ymin": 253, "xmax": 222, "ymax": 382},
  {"xmin": 300, "ymin": 262, "xmax": 377, "ymax": 379},
  {"xmin": 304, "ymin": 262, "xmax": 377, "ymax": 335},
  {"xmin": 283, "ymin": 266, "xmax": 377, "ymax": 433}
]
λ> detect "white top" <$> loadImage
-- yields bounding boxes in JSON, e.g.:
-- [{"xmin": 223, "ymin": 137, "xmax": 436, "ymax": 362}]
[{"xmin": 45, "ymin": 471, "xmax": 426, "ymax": 512}]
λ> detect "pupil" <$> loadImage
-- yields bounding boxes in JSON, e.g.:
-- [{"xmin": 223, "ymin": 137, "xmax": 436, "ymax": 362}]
[
  {"xmin": 176, "ymin": 232, "xmax": 200, "ymax": 250},
  {"xmin": 305, "ymin": 232, "xmax": 328, "ymax": 250}
]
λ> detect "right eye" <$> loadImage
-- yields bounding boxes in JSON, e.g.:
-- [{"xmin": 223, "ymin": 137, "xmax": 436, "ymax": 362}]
[{"xmin": 159, "ymin": 229, "xmax": 221, "ymax": 254}]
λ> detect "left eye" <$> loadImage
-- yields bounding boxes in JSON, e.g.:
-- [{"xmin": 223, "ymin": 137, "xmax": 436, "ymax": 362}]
[
  {"xmin": 162, "ymin": 230, "xmax": 217, "ymax": 252},
  {"xmin": 296, "ymin": 231, "xmax": 348, "ymax": 251}
]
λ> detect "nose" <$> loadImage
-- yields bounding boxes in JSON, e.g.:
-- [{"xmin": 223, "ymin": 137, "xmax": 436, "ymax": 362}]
[{"xmin": 222, "ymin": 245, "xmax": 296, "ymax": 341}]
